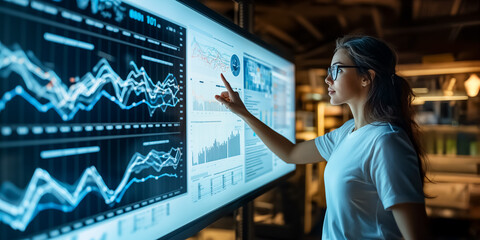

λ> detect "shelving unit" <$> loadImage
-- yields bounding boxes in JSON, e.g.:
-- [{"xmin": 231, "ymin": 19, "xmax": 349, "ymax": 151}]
[
  {"xmin": 428, "ymin": 172, "xmax": 480, "ymax": 184},
  {"xmin": 302, "ymin": 102, "xmax": 350, "ymax": 233},
  {"xmin": 428, "ymin": 154, "xmax": 480, "ymax": 174},
  {"xmin": 421, "ymin": 124, "xmax": 480, "ymax": 133},
  {"xmin": 398, "ymin": 62, "xmax": 480, "ymax": 224}
]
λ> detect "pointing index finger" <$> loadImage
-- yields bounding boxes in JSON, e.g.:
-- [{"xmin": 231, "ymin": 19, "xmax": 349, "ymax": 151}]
[{"xmin": 220, "ymin": 73, "xmax": 234, "ymax": 94}]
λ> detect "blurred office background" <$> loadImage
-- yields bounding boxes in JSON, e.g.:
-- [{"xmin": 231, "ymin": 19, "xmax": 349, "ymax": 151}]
[{"xmin": 188, "ymin": 0, "xmax": 480, "ymax": 239}]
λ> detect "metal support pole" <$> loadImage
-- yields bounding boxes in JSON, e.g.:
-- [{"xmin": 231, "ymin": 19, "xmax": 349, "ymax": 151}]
[
  {"xmin": 234, "ymin": 0, "xmax": 254, "ymax": 33},
  {"xmin": 233, "ymin": 1, "xmax": 254, "ymax": 239},
  {"xmin": 235, "ymin": 201, "xmax": 254, "ymax": 240}
]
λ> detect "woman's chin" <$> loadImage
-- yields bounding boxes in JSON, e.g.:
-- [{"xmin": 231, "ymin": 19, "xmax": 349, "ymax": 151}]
[{"xmin": 329, "ymin": 98, "xmax": 342, "ymax": 105}]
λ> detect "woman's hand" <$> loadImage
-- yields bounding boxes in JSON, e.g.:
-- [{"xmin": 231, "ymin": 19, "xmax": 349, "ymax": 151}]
[
  {"xmin": 214, "ymin": 73, "xmax": 321, "ymax": 164},
  {"xmin": 215, "ymin": 73, "xmax": 249, "ymax": 118}
]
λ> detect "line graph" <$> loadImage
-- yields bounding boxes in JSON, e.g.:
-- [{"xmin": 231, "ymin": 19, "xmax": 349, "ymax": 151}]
[
  {"xmin": 0, "ymin": 42, "xmax": 181, "ymax": 121},
  {"xmin": 191, "ymin": 37, "xmax": 230, "ymax": 73},
  {"xmin": 0, "ymin": 147, "xmax": 182, "ymax": 231},
  {"xmin": 0, "ymin": 0, "xmax": 187, "ymax": 238}
]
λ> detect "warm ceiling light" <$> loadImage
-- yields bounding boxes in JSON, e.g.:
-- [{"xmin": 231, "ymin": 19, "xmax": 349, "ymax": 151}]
[{"xmin": 464, "ymin": 73, "xmax": 480, "ymax": 97}]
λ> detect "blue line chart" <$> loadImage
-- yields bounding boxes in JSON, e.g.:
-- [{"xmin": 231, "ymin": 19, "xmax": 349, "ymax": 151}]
[
  {"xmin": 0, "ymin": 42, "xmax": 181, "ymax": 121},
  {"xmin": 191, "ymin": 37, "xmax": 230, "ymax": 73},
  {"xmin": 0, "ymin": 147, "xmax": 182, "ymax": 231}
]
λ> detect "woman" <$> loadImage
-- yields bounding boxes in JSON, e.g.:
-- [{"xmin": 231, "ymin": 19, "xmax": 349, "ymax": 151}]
[{"xmin": 215, "ymin": 35, "xmax": 430, "ymax": 239}]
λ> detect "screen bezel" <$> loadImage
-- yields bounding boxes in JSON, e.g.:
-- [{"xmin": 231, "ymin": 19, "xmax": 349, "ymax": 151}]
[
  {"xmin": 157, "ymin": 1, "xmax": 296, "ymax": 239},
  {"xmin": 178, "ymin": 0, "xmax": 294, "ymax": 63},
  {"xmin": 162, "ymin": 171, "xmax": 296, "ymax": 240}
]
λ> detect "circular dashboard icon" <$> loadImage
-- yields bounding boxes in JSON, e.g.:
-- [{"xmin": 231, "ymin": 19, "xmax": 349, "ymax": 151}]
[{"xmin": 230, "ymin": 54, "xmax": 240, "ymax": 77}]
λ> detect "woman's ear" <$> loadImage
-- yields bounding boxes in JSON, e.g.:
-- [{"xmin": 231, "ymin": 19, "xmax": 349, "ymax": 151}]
[{"xmin": 362, "ymin": 69, "xmax": 375, "ymax": 87}]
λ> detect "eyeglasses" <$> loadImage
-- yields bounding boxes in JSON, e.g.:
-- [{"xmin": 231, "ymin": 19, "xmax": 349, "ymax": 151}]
[{"xmin": 327, "ymin": 65, "xmax": 363, "ymax": 81}]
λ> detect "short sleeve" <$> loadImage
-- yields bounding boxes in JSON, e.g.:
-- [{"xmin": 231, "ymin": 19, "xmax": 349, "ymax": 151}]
[
  {"xmin": 315, "ymin": 119, "xmax": 353, "ymax": 161},
  {"xmin": 369, "ymin": 132, "xmax": 425, "ymax": 210}
]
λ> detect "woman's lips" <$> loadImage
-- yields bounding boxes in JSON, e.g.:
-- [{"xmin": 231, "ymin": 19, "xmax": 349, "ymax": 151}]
[{"xmin": 328, "ymin": 88, "xmax": 336, "ymax": 94}]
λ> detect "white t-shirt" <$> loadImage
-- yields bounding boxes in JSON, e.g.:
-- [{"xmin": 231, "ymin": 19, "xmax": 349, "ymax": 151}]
[{"xmin": 315, "ymin": 119, "xmax": 424, "ymax": 239}]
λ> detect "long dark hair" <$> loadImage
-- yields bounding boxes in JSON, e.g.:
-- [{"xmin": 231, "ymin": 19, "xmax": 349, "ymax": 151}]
[{"xmin": 335, "ymin": 35, "xmax": 430, "ymax": 193}]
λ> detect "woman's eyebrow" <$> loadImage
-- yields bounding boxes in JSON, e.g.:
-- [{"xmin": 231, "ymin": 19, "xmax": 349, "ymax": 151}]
[{"xmin": 331, "ymin": 61, "xmax": 343, "ymax": 66}]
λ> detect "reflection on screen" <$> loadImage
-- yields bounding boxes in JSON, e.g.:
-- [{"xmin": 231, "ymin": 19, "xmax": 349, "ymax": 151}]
[{"xmin": 0, "ymin": 0, "xmax": 295, "ymax": 239}]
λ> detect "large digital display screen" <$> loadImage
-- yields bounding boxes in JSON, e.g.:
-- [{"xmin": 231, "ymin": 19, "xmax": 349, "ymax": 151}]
[{"xmin": 0, "ymin": 0, "xmax": 295, "ymax": 239}]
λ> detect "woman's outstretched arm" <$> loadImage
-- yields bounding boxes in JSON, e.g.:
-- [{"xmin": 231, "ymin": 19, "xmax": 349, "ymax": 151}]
[{"xmin": 215, "ymin": 74, "xmax": 324, "ymax": 164}]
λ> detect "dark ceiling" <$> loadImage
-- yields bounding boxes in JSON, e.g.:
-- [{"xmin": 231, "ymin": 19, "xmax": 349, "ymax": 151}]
[{"xmin": 198, "ymin": 0, "xmax": 480, "ymax": 70}]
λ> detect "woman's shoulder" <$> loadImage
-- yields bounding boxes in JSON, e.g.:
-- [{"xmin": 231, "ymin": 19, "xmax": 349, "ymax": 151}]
[
  {"xmin": 363, "ymin": 122, "xmax": 410, "ymax": 144},
  {"xmin": 370, "ymin": 123, "xmax": 413, "ymax": 151},
  {"xmin": 370, "ymin": 121, "xmax": 401, "ymax": 135}
]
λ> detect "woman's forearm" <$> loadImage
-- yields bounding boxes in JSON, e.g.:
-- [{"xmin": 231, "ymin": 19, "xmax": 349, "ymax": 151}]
[
  {"xmin": 240, "ymin": 111, "xmax": 295, "ymax": 163},
  {"xmin": 215, "ymin": 73, "xmax": 323, "ymax": 164}
]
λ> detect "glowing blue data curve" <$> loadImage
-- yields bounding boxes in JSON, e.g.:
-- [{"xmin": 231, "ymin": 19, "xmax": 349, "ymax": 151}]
[
  {"xmin": 0, "ymin": 42, "xmax": 181, "ymax": 121},
  {"xmin": 0, "ymin": 147, "xmax": 182, "ymax": 231}
]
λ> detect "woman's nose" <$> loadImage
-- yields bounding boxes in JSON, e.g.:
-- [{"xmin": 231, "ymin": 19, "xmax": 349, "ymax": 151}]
[{"xmin": 325, "ymin": 74, "xmax": 333, "ymax": 85}]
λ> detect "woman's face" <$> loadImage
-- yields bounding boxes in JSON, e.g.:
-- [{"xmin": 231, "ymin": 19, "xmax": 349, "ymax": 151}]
[{"xmin": 325, "ymin": 48, "xmax": 366, "ymax": 105}]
